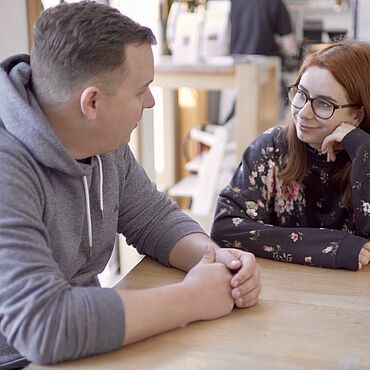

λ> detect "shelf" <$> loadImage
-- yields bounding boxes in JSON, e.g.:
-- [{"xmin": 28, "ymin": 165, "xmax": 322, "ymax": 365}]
[
  {"xmin": 167, "ymin": 175, "xmax": 197, "ymax": 198},
  {"xmin": 185, "ymin": 153, "xmax": 205, "ymax": 172},
  {"xmin": 185, "ymin": 151, "xmax": 237, "ymax": 173},
  {"xmin": 190, "ymin": 127, "xmax": 218, "ymax": 146}
]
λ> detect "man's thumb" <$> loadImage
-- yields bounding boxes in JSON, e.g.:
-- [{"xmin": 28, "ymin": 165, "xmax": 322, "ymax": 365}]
[{"xmin": 200, "ymin": 245, "xmax": 216, "ymax": 264}]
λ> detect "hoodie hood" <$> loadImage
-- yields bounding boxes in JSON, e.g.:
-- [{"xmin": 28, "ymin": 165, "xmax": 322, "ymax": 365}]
[
  {"xmin": 0, "ymin": 54, "xmax": 106, "ymax": 252},
  {"xmin": 0, "ymin": 54, "xmax": 87, "ymax": 177}
]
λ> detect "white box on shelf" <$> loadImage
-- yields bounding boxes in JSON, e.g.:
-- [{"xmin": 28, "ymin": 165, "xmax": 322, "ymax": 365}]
[{"xmin": 172, "ymin": 12, "xmax": 204, "ymax": 64}]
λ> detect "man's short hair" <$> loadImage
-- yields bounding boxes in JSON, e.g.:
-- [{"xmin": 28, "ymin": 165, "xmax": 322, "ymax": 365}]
[{"xmin": 30, "ymin": 1, "xmax": 156, "ymax": 107}]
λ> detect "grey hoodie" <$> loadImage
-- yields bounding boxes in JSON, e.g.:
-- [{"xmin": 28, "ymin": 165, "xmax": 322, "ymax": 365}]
[{"xmin": 0, "ymin": 55, "xmax": 204, "ymax": 368}]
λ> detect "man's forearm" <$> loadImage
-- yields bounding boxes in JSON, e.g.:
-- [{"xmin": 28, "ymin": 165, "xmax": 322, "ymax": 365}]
[
  {"xmin": 115, "ymin": 283, "xmax": 193, "ymax": 346},
  {"xmin": 279, "ymin": 33, "xmax": 298, "ymax": 57},
  {"xmin": 169, "ymin": 233, "xmax": 219, "ymax": 272},
  {"xmin": 115, "ymin": 245, "xmax": 235, "ymax": 346}
]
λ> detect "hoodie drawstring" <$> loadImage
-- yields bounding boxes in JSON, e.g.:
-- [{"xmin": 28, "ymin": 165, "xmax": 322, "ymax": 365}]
[
  {"xmin": 82, "ymin": 176, "xmax": 92, "ymax": 257},
  {"xmin": 82, "ymin": 154, "xmax": 105, "ymax": 257},
  {"xmin": 96, "ymin": 154, "xmax": 105, "ymax": 219}
]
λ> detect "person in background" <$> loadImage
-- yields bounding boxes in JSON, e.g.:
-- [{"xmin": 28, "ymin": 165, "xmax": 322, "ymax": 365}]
[
  {"xmin": 226, "ymin": 0, "xmax": 298, "ymax": 122},
  {"xmin": 0, "ymin": 2, "xmax": 261, "ymax": 368},
  {"xmin": 211, "ymin": 42, "xmax": 370, "ymax": 271},
  {"xmin": 230, "ymin": 0, "xmax": 298, "ymax": 61}
]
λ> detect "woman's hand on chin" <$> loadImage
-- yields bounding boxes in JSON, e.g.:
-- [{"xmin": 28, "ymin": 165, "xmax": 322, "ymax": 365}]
[{"xmin": 321, "ymin": 122, "xmax": 357, "ymax": 162}]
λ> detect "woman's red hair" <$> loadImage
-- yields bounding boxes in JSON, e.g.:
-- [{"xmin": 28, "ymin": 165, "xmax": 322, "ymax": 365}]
[{"xmin": 279, "ymin": 41, "xmax": 370, "ymax": 208}]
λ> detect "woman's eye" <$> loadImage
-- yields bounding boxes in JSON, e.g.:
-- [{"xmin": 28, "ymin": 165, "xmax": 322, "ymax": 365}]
[{"xmin": 316, "ymin": 99, "xmax": 332, "ymax": 110}]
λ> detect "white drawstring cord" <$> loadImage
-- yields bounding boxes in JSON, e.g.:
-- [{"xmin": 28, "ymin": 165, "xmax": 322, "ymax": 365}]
[
  {"xmin": 82, "ymin": 176, "xmax": 92, "ymax": 257},
  {"xmin": 82, "ymin": 156, "xmax": 105, "ymax": 258},
  {"xmin": 95, "ymin": 154, "xmax": 105, "ymax": 219}
]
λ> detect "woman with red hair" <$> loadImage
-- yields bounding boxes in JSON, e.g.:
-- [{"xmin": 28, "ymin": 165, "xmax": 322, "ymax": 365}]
[{"xmin": 211, "ymin": 42, "xmax": 370, "ymax": 270}]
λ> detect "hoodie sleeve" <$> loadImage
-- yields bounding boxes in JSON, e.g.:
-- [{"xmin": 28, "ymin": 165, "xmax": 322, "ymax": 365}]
[
  {"xmin": 211, "ymin": 128, "xmax": 364, "ymax": 271},
  {"xmin": 116, "ymin": 146, "xmax": 206, "ymax": 266},
  {"xmin": 0, "ymin": 148, "xmax": 124, "ymax": 365}
]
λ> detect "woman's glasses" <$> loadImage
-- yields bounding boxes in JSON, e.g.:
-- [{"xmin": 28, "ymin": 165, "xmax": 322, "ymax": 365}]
[{"xmin": 287, "ymin": 85, "xmax": 358, "ymax": 120}]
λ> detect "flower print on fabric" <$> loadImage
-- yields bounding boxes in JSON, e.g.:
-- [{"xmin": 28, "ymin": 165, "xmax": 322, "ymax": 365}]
[
  {"xmin": 274, "ymin": 178, "xmax": 305, "ymax": 221},
  {"xmin": 290, "ymin": 232, "xmax": 303, "ymax": 242},
  {"xmin": 246, "ymin": 142, "xmax": 306, "ymax": 224},
  {"xmin": 248, "ymin": 230, "xmax": 261, "ymax": 241},
  {"xmin": 263, "ymin": 244, "xmax": 292, "ymax": 262},
  {"xmin": 211, "ymin": 126, "xmax": 370, "ymax": 271},
  {"xmin": 363, "ymin": 149, "xmax": 368, "ymax": 163},
  {"xmin": 361, "ymin": 201, "xmax": 370, "ymax": 216},
  {"xmin": 322, "ymin": 242, "xmax": 339, "ymax": 256},
  {"xmin": 245, "ymin": 201, "xmax": 258, "ymax": 219},
  {"xmin": 320, "ymin": 170, "xmax": 329, "ymax": 185},
  {"xmin": 232, "ymin": 217, "xmax": 243, "ymax": 227}
]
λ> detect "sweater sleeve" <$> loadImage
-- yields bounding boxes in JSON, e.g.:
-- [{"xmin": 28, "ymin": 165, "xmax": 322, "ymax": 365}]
[
  {"xmin": 116, "ymin": 147, "xmax": 205, "ymax": 266},
  {"xmin": 211, "ymin": 128, "xmax": 364, "ymax": 270},
  {"xmin": 0, "ymin": 151, "xmax": 125, "ymax": 365},
  {"xmin": 342, "ymin": 128, "xmax": 370, "ymax": 237}
]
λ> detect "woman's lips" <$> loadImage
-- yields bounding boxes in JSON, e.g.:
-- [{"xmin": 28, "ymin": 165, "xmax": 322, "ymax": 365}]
[{"xmin": 297, "ymin": 123, "xmax": 320, "ymax": 131}]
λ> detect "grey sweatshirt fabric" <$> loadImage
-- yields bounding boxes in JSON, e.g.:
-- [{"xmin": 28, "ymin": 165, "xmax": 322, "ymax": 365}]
[{"xmin": 0, "ymin": 54, "xmax": 204, "ymax": 368}]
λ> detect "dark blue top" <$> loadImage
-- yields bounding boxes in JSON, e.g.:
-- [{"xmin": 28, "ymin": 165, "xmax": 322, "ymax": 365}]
[{"xmin": 230, "ymin": 0, "xmax": 293, "ymax": 55}]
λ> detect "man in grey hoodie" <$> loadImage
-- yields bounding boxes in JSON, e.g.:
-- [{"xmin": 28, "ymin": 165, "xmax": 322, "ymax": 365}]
[{"xmin": 0, "ymin": 2, "xmax": 261, "ymax": 368}]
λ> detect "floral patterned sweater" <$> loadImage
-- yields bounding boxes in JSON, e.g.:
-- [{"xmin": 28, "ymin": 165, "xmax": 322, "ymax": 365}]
[{"xmin": 211, "ymin": 126, "xmax": 370, "ymax": 270}]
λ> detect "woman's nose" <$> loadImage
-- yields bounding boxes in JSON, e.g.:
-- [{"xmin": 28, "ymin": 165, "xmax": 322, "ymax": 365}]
[{"xmin": 298, "ymin": 99, "xmax": 315, "ymax": 119}]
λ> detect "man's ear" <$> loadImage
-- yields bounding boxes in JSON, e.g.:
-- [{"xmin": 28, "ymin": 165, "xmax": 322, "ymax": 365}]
[
  {"xmin": 353, "ymin": 106, "xmax": 365, "ymax": 127},
  {"xmin": 80, "ymin": 86, "xmax": 100, "ymax": 120}
]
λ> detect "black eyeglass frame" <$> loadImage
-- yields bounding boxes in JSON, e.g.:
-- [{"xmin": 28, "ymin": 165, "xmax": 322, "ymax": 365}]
[{"xmin": 287, "ymin": 84, "xmax": 359, "ymax": 120}]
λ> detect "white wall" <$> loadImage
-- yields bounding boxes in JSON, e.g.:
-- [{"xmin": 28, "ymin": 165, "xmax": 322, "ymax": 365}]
[
  {"xmin": 109, "ymin": 0, "xmax": 162, "ymax": 57},
  {"xmin": 0, "ymin": 0, "xmax": 28, "ymax": 61}
]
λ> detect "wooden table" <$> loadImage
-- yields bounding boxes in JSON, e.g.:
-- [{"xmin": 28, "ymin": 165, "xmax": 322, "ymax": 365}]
[
  {"xmin": 152, "ymin": 55, "xmax": 281, "ymax": 189},
  {"xmin": 28, "ymin": 257, "xmax": 370, "ymax": 370}
]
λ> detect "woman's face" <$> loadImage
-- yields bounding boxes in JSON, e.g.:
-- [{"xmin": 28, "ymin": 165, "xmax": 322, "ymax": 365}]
[{"xmin": 291, "ymin": 66, "xmax": 358, "ymax": 150}]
